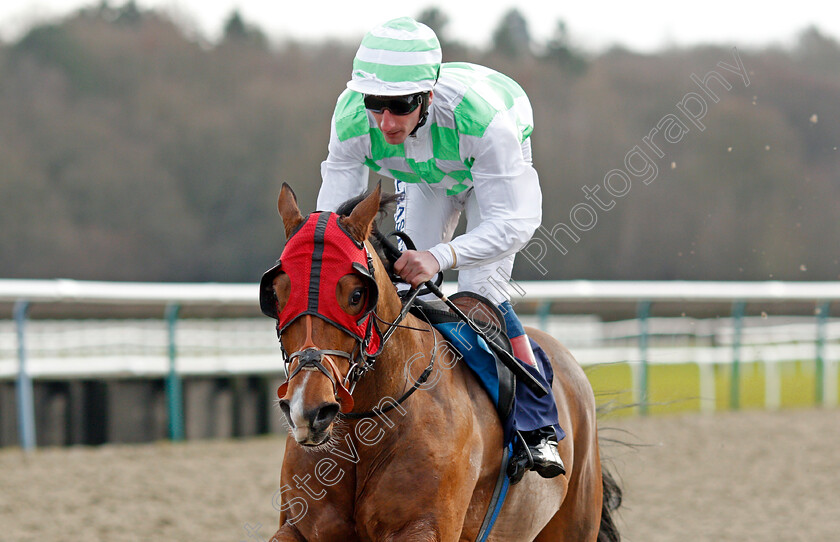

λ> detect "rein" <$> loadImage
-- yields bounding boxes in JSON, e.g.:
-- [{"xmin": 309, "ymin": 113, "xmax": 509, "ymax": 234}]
[
  {"xmin": 341, "ymin": 309, "xmax": 437, "ymax": 420},
  {"xmin": 276, "ymin": 256, "xmax": 436, "ymax": 419}
]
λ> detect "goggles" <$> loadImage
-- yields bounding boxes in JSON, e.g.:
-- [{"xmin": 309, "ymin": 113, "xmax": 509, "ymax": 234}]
[{"xmin": 363, "ymin": 93, "xmax": 424, "ymax": 115}]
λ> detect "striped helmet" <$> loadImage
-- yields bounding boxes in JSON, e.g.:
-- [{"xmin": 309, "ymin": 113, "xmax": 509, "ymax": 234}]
[{"xmin": 347, "ymin": 17, "xmax": 441, "ymax": 96}]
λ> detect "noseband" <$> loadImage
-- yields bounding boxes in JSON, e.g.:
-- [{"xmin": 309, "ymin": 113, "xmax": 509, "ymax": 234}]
[
  {"xmin": 274, "ymin": 292, "xmax": 436, "ymax": 419},
  {"xmin": 275, "ymin": 314, "xmax": 360, "ymax": 412},
  {"xmin": 261, "ymin": 211, "xmax": 435, "ymax": 419}
]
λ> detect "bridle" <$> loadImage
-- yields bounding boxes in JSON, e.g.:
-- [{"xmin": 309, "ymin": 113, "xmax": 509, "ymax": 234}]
[
  {"xmin": 274, "ymin": 295, "xmax": 436, "ymax": 420},
  {"xmin": 275, "ymin": 315, "xmax": 359, "ymax": 412},
  {"xmin": 260, "ymin": 214, "xmax": 435, "ymax": 419}
]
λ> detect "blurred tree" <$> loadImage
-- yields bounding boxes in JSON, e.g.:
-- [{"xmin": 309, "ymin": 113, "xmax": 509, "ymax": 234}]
[
  {"xmin": 0, "ymin": 7, "xmax": 838, "ymax": 282},
  {"xmin": 491, "ymin": 9, "xmax": 531, "ymax": 58},
  {"xmin": 543, "ymin": 20, "xmax": 587, "ymax": 75},
  {"xmin": 11, "ymin": 24, "xmax": 104, "ymax": 94},
  {"xmin": 222, "ymin": 9, "xmax": 267, "ymax": 49},
  {"xmin": 796, "ymin": 25, "xmax": 840, "ymax": 57},
  {"xmin": 416, "ymin": 6, "xmax": 469, "ymax": 59},
  {"xmin": 793, "ymin": 25, "xmax": 840, "ymax": 75},
  {"xmin": 416, "ymin": 6, "xmax": 449, "ymax": 39},
  {"xmin": 115, "ymin": 0, "xmax": 142, "ymax": 26}
]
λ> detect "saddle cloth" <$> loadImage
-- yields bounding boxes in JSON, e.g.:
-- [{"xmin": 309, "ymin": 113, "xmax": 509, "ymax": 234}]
[{"xmin": 409, "ymin": 293, "xmax": 562, "ymax": 446}]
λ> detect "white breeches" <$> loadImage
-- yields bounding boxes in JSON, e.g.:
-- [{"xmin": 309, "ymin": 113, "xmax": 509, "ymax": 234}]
[{"xmin": 394, "ymin": 180, "xmax": 517, "ymax": 306}]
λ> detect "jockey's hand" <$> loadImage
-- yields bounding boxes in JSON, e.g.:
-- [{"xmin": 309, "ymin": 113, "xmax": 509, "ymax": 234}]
[{"xmin": 393, "ymin": 250, "xmax": 441, "ymax": 288}]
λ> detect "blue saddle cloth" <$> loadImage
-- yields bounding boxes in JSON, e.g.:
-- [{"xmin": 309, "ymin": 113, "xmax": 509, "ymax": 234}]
[{"xmin": 432, "ymin": 322, "xmax": 565, "ymax": 445}]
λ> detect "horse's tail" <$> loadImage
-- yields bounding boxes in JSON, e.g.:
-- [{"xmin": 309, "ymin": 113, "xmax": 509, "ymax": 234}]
[{"xmin": 597, "ymin": 466, "xmax": 622, "ymax": 542}]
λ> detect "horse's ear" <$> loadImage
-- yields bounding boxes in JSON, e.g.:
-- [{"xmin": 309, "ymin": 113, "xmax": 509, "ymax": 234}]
[
  {"xmin": 277, "ymin": 183, "xmax": 304, "ymax": 240},
  {"xmin": 342, "ymin": 183, "xmax": 381, "ymax": 243}
]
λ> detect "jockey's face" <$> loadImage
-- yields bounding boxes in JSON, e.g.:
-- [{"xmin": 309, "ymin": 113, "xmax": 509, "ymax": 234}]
[{"xmin": 370, "ymin": 92, "xmax": 432, "ymax": 145}]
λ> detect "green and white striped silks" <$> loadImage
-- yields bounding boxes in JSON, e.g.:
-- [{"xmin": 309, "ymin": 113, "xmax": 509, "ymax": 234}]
[
  {"xmin": 347, "ymin": 16, "xmax": 442, "ymax": 96},
  {"xmin": 333, "ymin": 62, "xmax": 533, "ymax": 196}
]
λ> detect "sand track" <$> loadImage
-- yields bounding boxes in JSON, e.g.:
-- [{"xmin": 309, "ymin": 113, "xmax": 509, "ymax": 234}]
[{"xmin": 2, "ymin": 408, "xmax": 838, "ymax": 541}]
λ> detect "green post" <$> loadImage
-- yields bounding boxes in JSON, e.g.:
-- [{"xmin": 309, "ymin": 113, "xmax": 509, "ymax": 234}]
[
  {"xmin": 815, "ymin": 301, "xmax": 830, "ymax": 406},
  {"xmin": 165, "ymin": 303, "xmax": 184, "ymax": 441},
  {"xmin": 730, "ymin": 301, "xmax": 746, "ymax": 411},
  {"xmin": 537, "ymin": 300, "xmax": 551, "ymax": 332},
  {"xmin": 637, "ymin": 301, "xmax": 652, "ymax": 416}
]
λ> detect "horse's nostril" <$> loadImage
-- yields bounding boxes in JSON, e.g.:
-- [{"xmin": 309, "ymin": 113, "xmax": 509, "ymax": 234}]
[
  {"xmin": 311, "ymin": 403, "xmax": 340, "ymax": 432},
  {"xmin": 278, "ymin": 400, "xmax": 293, "ymax": 428}
]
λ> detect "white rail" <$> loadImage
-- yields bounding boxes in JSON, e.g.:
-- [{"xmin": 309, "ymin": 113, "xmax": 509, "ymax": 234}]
[
  {"xmin": 4, "ymin": 278, "xmax": 840, "ymax": 304},
  {"xmin": 2, "ymin": 279, "xmax": 838, "ymax": 450},
  {"xmin": 0, "ymin": 279, "xmax": 256, "ymax": 305}
]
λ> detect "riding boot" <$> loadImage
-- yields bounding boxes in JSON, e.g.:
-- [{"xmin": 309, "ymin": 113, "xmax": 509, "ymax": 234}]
[
  {"xmin": 498, "ymin": 302, "xmax": 565, "ymax": 484},
  {"xmin": 526, "ymin": 427, "xmax": 566, "ymax": 477},
  {"xmin": 507, "ymin": 428, "xmax": 566, "ymax": 485}
]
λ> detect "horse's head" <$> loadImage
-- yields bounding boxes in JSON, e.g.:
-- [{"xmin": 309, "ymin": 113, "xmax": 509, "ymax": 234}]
[{"xmin": 260, "ymin": 183, "xmax": 390, "ymax": 446}]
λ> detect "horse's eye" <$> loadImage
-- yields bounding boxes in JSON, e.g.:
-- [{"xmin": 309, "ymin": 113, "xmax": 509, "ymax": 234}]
[{"xmin": 349, "ymin": 288, "xmax": 364, "ymax": 306}]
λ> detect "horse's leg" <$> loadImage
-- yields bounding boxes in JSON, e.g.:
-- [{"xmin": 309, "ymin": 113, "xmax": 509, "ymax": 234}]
[
  {"xmin": 380, "ymin": 521, "xmax": 449, "ymax": 542},
  {"xmin": 357, "ymin": 417, "xmax": 489, "ymax": 541},
  {"xmin": 527, "ymin": 327, "xmax": 604, "ymax": 542},
  {"xmin": 361, "ymin": 468, "xmax": 477, "ymax": 542},
  {"xmin": 533, "ymin": 443, "xmax": 603, "ymax": 542},
  {"xmin": 269, "ymin": 524, "xmax": 307, "ymax": 542}
]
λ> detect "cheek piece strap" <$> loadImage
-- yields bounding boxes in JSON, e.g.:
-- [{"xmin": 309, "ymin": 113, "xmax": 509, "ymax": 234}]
[{"xmin": 276, "ymin": 315, "xmax": 356, "ymax": 413}]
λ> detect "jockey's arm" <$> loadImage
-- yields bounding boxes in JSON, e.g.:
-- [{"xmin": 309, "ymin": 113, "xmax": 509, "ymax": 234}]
[
  {"xmin": 428, "ymin": 116, "xmax": 542, "ymax": 272},
  {"xmin": 393, "ymin": 250, "xmax": 440, "ymax": 288},
  {"xmin": 317, "ymin": 117, "xmax": 369, "ymax": 212}
]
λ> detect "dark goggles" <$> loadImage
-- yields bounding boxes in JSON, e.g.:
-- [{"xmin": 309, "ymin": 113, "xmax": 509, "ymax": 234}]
[{"xmin": 363, "ymin": 93, "xmax": 424, "ymax": 115}]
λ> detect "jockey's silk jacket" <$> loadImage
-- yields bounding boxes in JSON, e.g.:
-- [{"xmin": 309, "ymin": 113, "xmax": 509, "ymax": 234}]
[{"xmin": 317, "ymin": 62, "xmax": 542, "ymax": 272}]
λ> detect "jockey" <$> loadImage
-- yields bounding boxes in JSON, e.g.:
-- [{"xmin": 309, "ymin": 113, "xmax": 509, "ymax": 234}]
[{"xmin": 316, "ymin": 16, "xmax": 565, "ymax": 480}]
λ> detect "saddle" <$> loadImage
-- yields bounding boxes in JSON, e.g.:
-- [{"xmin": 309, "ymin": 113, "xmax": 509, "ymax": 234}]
[
  {"xmin": 409, "ymin": 291, "xmax": 523, "ymax": 539},
  {"xmin": 376, "ymin": 230, "xmax": 516, "ymax": 443},
  {"xmin": 408, "ymin": 292, "xmax": 516, "ymax": 441}
]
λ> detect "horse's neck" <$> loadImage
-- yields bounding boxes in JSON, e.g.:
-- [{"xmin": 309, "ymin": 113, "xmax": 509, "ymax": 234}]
[{"xmin": 353, "ymin": 312, "xmax": 434, "ymax": 413}]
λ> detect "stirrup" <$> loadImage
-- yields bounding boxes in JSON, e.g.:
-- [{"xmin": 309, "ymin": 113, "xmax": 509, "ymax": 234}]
[
  {"xmin": 506, "ymin": 433, "xmax": 535, "ymax": 485},
  {"xmin": 507, "ymin": 429, "xmax": 566, "ymax": 485}
]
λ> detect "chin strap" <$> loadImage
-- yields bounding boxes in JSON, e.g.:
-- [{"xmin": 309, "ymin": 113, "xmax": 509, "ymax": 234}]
[{"xmin": 409, "ymin": 92, "xmax": 431, "ymax": 136}]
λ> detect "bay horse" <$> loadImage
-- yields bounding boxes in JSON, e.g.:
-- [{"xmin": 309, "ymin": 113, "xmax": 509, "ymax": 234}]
[{"xmin": 263, "ymin": 183, "xmax": 621, "ymax": 541}]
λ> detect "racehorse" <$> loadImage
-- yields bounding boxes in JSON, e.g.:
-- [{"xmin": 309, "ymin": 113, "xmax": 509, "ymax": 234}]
[{"xmin": 262, "ymin": 183, "xmax": 621, "ymax": 541}]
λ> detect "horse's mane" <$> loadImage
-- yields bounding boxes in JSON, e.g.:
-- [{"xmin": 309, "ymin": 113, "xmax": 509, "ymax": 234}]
[{"xmin": 336, "ymin": 189, "xmax": 402, "ymax": 274}]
